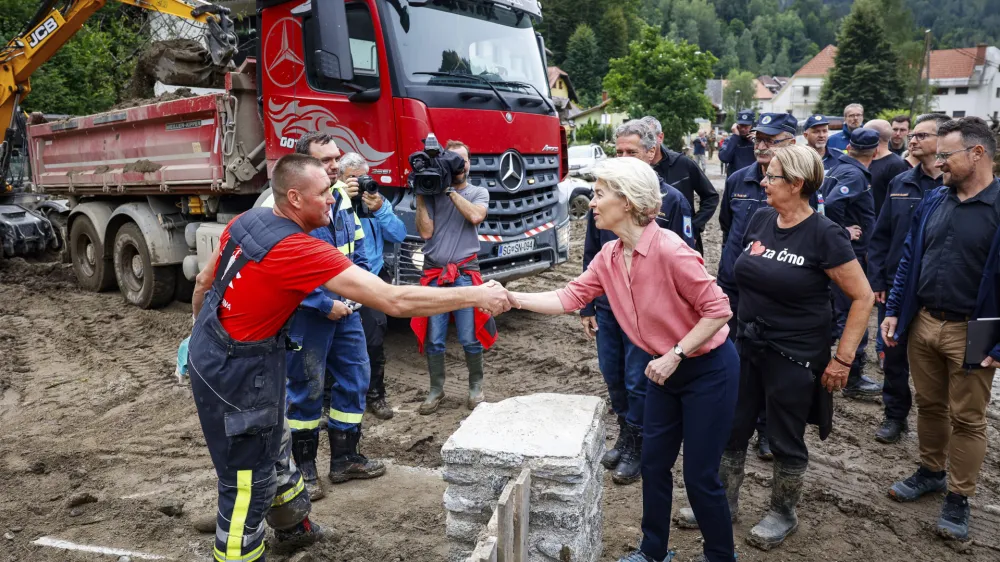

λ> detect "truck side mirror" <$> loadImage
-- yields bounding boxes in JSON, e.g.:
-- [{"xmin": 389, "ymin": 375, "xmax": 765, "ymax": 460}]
[{"xmin": 299, "ymin": 0, "xmax": 355, "ymax": 83}]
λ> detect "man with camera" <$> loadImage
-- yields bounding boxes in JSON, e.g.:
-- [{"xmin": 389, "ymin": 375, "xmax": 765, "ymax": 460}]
[
  {"xmin": 339, "ymin": 153, "xmax": 408, "ymax": 420},
  {"xmin": 267, "ymin": 133, "xmax": 386, "ymax": 501},
  {"xmin": 412, "ymin": 139, "xmax": 497, "ymax": 414}
]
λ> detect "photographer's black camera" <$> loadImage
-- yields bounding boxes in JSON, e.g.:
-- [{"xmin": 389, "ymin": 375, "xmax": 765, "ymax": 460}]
[
  {"xmin": 408, "ymin": 133, "xmax": 467, "ymax": 196},
  {"xmin": 357, "ymin": 174, "xmax": 379, "ymax": 194}
]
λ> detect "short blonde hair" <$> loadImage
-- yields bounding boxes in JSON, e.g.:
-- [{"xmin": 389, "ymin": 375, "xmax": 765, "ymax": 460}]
[
  {"xmin": 592, "ymin": 157, "xmax": 661, "ymax": 226},
  {"xmin": 772, "ymin": 145, "xmax": 824, "ymax": 198}
]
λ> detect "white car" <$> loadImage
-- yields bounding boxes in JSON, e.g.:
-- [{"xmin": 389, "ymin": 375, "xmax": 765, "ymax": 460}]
[{"xmin": 568, "ymin": 144, "xmax": 607, "ymax": 180}]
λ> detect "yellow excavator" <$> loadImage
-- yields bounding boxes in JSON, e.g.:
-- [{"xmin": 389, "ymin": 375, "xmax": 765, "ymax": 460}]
[{"xmin": 0, "ymin": 0, "xmax": 237, "ymax": 257}]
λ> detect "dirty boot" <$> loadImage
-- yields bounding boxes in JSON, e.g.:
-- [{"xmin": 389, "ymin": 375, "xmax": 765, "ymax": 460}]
[
  {"xmin": 756, "ymin": 434, "xmax": 773, "ymax": 461},
  {"xmin": 272, "ymin": 516, "xmax": 326, "ymax": 553},
  {"xmin": 842, "ymin": 368, "xmax": 881, "ymax": 400},
  {"xmin": 291, "ymin": 429, "xmax": 325, "ymax": 501},
  {"xmin": 367, "ymin": 395, "xmax": 394, "ymax": 420},
  {"xmin": 419, "ymin": 353, "xmax": 446, "ymax": 415},
  {"xmin": 612, "ymin": 425, "xmax": 642, "ymax": 485},
  {"xmin": 747, "ymin": 460, "xmax": 805, "ymax": 550},
  {"xmin": 675, "ymin": 449, "xmax": 746, "ymax": 529},
  {"xmin": 937, "ymin": 492, "xmax": 970, "ymax": 540},
  {"xmin": 602, "ymin": 415, "xmax": 628, "ymax": 470},
  {"xmin": 466, "ymin": 351, "xmax": 485, "ymax": 410},
  {"xmin": 328, "ymin": 428, "xmax": 387, "ymax": 484}
]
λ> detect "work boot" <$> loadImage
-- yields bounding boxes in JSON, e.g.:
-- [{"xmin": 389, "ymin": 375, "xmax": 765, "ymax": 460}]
[
  {"xmin": 272, "ymin": 516, "xmax": 325, "ymax": 553},
  {"xmin": 747, "ymin": 460, "xmax": 805, "ymax": 550},
  {"xmin": 419, "ymin": 353, "xmax": 446, "ymax": 415},
  {"xmin": 328, "ymin": 428, "xmax": 387, "ymax": 484},
  {"xmin": 888, "ymin": 466, "xmax": 947, "ymax": 502},
  {"xmin": 937, "ymin": 492, "xmax": 970, "ymax": 540},
  {"xmin": 756, "ymin": 434, "xmax": 773, "ymax": 461},
  {"xmin": 367, "ymin": 394, "xmax": 394, "ymax": 420},
  {"xmin": 842, "ymin": 369, "xmax": 882, "ymax": 400},
  {"xmin": 612, "ymin": 425, "xmax": 642, "ymax": 485},
  {"xmin": 291, "ymin": 430, "xmax": 325, "ymax": 501},
  {"xmin": 466, "ymin": 351, "xmax": 485, "ymax": 410},
  {"xmin": 674, "ymin": 449, "xmax": 745, "ymax": 529},
  {"xmin": 617, "ymin": 550, "xmax": 674, "ymax": 562},
  {"xmin": 602, "ymin": 415, "xmax": 628, "ymax": 470},
  {"xmin": 874, "ymin": 418, "xmax": 907, "ymax": 444}
]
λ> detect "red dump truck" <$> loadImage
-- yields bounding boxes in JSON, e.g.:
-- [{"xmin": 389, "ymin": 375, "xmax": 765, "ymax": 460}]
[{"xmin": 26, "ymin": 0, "xmax": 570, "ymax": 308}]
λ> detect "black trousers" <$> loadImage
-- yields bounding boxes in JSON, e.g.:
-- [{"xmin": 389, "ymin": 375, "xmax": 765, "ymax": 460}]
[
  {"xmin": 359, "ymin": 305, "xmax": 388, "ymax": 400},
  {"xmin": 882, "ymin": 331, "xmax": 912, "ymax": 421},
  {"xmin": 722, "ymin": 286, "xmax": 766, "ymax": 436},
  {"xmin": 727, "ymin": 345, "xmax": 814, "ymax": 467}
]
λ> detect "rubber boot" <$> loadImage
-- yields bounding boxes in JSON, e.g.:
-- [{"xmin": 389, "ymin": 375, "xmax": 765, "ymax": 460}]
[
  {"xmin": 747, "ymin": 460, "xmax": 805, "ymax": 550},
  {"xmin": 602, "ymin": 415, "xmax": 628, "ymax": 469},
  {"xmin": 419, "ymin": 353, "xmax": 446, "ymax": 415},
  {"xmin": 328, "ymin": 428, "xmax": 387, "ymax": 484},
  {"xmin": 291, "ymin": 430, "xmax": 325, "ymax": 501},
  {"xmin": 466, "ymin": 351, "xmax": 485, "ymax": 410},
  {"xmin": 612, "ymin": 425, "xmax": 642, "ymax": 485},
  {"xmin": 675, "ymin": 449, "xmax": 746, "ymax": 529},
  {"xmin": 272, "ymin": 516, "xmax": 326, "ymax": 554}
]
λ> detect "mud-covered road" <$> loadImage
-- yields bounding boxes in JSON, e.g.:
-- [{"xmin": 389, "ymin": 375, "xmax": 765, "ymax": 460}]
[{"xmin": 3, "ymin": 171, "xmax": 1000, "ymax": 561}]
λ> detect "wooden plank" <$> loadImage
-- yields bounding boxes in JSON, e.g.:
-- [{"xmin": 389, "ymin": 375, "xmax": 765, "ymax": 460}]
[
  {"xmin": 497, "ymin": 477, "xmax": 516, "ymax": 562},
  {"xmin": 513, "ymin": 468, "xmax": 531, "ymax": 562},
  {"xmin": 470, "ymin": 537, "xmax": 498, "ymax": 562}
]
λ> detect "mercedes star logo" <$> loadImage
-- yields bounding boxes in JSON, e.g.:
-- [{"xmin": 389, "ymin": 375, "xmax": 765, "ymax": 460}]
[
  {"xmin": 499, "ymin": 151, "xmax": 525, "ymax": 192},
  {"xmin": 265, "ymin": 18, "xmax": 305, "ymax": 88}
]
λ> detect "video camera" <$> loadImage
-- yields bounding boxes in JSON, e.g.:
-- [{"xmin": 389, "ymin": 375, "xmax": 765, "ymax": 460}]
[{"xmin": 407, "ymin": 133, "xmax": 467, "ymax": 196}]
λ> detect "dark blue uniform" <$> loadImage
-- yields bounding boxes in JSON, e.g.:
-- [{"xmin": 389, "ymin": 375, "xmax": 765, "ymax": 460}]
[
  {"xmin": 822, "ymin": 147, "xmax": 844, "ymax": 171},
  {"xmin": 582, "ymin": 177, "xmax": 693, "ymax": 431},
  {"xmin": 719, "ymin": 135, "xmax": 756, "ymax": 176},
  {"xmin": 868, "ymin": 165, "xmax": 943, "ymax": 421},
  {"xmin": 189, "ymin": 209, "xmax": 312, "ymax": 562},
  {"xmin": 827, "ymin": 125, "xmax": 852, "ymax": 152},
  {"xmin": 718, "ymin": 163, "xmax": 768, "ymax": 304}
]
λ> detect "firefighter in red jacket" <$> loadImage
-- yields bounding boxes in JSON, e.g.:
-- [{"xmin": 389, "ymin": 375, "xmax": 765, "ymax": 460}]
[{"xmin": 413, "ymin": 140, "xmax": 497, "ymax": 413}]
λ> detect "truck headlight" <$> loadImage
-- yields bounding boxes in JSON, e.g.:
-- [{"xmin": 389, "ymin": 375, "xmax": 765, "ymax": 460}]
[{"xmin": 557, "ymin": 223, "xmax": 570, "ymax": 250}]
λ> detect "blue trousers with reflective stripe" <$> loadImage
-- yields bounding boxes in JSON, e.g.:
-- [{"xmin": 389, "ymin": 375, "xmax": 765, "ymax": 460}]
[{"xmin": 286, "ymin": 307, "xmax": 371, "ymax": 433}]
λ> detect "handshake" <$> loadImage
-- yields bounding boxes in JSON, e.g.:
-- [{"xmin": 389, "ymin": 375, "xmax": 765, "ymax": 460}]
[{"xmin": 477, "ymin": 280, "xmax": 522, "ymax": 316}]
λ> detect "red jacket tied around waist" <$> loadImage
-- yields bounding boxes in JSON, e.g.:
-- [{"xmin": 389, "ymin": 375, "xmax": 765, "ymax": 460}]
[{"xmin": 411, "ymin": 254, "xmax": 498, "ymax": 354}]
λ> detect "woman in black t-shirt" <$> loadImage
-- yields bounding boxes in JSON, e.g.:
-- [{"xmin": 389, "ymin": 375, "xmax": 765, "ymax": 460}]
[{"xmin": 678, "ymin": 145, "xmax": 874, "ymax": 551}]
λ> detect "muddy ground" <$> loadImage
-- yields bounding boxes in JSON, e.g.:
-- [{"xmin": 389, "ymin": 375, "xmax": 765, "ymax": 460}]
[{"xmin": 3, "ymin": 167, "xmax": 1000, "ymax": 561}]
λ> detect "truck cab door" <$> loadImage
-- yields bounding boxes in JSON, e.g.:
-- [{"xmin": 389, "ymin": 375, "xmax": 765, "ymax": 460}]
[{"xmin": 260, "ymin": 1, "xmax": 398, "ymax": 183}]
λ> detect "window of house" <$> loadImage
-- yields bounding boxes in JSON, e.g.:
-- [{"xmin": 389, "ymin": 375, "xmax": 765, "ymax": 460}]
[
  {"xmin": 935, "ymin": 87, "xmax": 949, "ymax": 95},
  {"xmin": 955, "ymin": 87, "xmax": 969, "ymax": 95},
  {"xmin": 303, "ymin": 2, "xmax": 380, "ymax": 93},
  {"xmin": 953, "ymin": 110, "xmax": 966, "ymax": 117},
  {"xmin": 802, "ymin": 85, "xmax": 810, "ymax": 96}
]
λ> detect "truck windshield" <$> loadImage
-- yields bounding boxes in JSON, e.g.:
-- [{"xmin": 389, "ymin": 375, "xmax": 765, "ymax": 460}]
[{"xmin": 383, "ymin": 0, "xmax": 548, "ymax": 94}]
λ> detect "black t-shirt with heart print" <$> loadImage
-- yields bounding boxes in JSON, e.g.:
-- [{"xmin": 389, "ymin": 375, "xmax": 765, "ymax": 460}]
[{"xmin": 734, "ymin": 207, "xmax": 857, "ymax": 359}]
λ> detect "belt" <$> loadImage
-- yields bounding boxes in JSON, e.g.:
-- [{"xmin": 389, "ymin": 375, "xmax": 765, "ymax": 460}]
[{"xmin": 923, "ymin": 308, "xmax": 971, "ymax": 322}]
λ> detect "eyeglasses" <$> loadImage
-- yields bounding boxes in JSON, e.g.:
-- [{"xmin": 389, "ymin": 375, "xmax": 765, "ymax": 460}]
[
  {"xmin": 754, "ymin": 137, "xmax": 793, "ymax": 148},
  {"xmin": 935, "ymin": 147, "xmax": 974, "ymax": 161},
  {"xmin": 906, "ymin": 132, "xmax": 938, "ymax": 142},
  {"xmin": 763, "ymin": 173, "xmax": 787, "ymax": 182}
]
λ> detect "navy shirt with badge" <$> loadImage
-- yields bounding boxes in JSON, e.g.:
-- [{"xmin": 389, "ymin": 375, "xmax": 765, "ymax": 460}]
[
  {"xmin": 734, "ymin": 207, "xmax": 857, "ymax": 359},
  {"xmin": 823, "ymin": 153, "xmax": 876, "ymax": 256}
]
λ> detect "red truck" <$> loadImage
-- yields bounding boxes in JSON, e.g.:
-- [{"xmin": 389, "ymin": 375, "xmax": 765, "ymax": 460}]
[{"xmin": 26, "ymin": 0, "xmax": 570, "ymax": 308}]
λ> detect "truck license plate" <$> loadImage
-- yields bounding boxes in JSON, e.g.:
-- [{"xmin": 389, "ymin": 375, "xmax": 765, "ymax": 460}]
[{"xmin": 497, "ymin": 238, "xmax": 535, "ymax": 257}]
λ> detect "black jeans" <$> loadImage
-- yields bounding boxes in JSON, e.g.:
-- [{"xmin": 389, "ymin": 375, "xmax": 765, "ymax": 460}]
[
  {"xmin": 727, "ymin": 344, "xmax": 815, "ymax": 467},
  {"xmin": 640, "ymin": 341, "xmax": 740, "ymax": 562},
  {"xmin": 359, "ymin": 305, "xmax": 388, "ymax": 400},
  {"xmin": 722, "ymin": 286, "xmax": 766, "ymax": 436},
  {"xmin": 882, "ymin": 330, "xmax": 912, "ymax": 421}
]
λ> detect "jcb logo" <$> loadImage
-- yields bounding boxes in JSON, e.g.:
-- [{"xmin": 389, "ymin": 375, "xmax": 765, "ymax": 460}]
[
  {"xmin": 279, "ymin": 136, "xmax": 297, "ymax": 149},
  {"xmin": 27, "ymin": 17, "xmax": 59, "ymax": 49}
]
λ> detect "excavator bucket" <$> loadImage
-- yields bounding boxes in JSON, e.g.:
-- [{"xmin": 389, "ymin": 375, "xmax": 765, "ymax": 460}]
[{"xmin": 193, "ymin": 3, "xmax": 238, "ymax": 67}]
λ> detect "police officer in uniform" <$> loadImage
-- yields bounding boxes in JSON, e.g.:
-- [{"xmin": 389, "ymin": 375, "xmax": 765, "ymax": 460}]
[
  {"xmin": 188, "ymin": 154, "xmax": 511, "ymax": 562},
  {"xmin": 802, "ymin": 114, "xmax": 841, "ymax": 171},
  {"xmin": 823, "ymin": 128, "xmax": 880, "ymax": 399},
  {"xmin": 719, "ymin": 110, "xmax": 757, "ymax": 176}
]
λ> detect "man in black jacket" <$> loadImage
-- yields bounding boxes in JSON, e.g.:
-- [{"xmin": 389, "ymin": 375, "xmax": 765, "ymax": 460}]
[{"xmin": 641, "ymin": 116, "xmax": 720, "ymax": 253}]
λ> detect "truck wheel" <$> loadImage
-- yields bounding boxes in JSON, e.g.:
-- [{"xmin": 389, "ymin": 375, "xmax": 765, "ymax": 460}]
[
  {"xmin": 70, "ymin": 216, "xmax": 115, "ymax": 292},
  {"xmin": 113, "ymin": 222, "xmax": 176, "ymax": 309},
  {"xmin": 175, "ymin": 265, "xmax": 195, "ymax": 303},
  {"xmin": 569, "ymin": 194, "xmax": 591, "ymax": 221},
  {"xmin": 44, "ymin": 211, "xmax": 70, "ymax": 263}
]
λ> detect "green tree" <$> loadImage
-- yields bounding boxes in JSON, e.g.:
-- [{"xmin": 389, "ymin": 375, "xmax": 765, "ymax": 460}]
[
  {"xmin": 737, "ymin": 29, "xmax": 758, "ymax": 72},
  {"xmin": 563, "ymin": 24, "xmax": 605, "ymax": 104},
  {"xmin": 816, "ymin": 0, "xmax": 906, "ymax": 117},
  {"xmin": 597, "ymin": 6, "xmax": 631, "ymax": 62},
  {"xmin": 604, "ymin": 29, "xmax": 717, "ymax": 149},
  {"xmin": 713, "ymin": 34, "xmax": 740, "ymax": 76},
  {"xmin": 773, "ymin": 41, "xmax": 792, "ymax": 76},
  {"xmin": 659, "ymin": 0, "xmax": 722, "ymax": 56},
  {"xmin": 723, "ymin": 69, "xmax": 757, "ymax": 127},
  {"xmin": 758, "ymin": 53, "xmax": 775, "ymax": 75}
]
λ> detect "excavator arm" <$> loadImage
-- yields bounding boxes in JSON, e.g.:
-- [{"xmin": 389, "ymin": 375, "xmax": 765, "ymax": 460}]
[{"xmin": 0, "ymin": 0, "xmax": 237, "ymax": 180}]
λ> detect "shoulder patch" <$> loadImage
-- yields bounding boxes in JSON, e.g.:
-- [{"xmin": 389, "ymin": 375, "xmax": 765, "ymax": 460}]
[
  {"xmin": 683, "ymin": 216, "xmax": 693, "ymax": 239},
  {"xmin": 840, "ymin": 185, "xmax": 850, "ymax": 195}
]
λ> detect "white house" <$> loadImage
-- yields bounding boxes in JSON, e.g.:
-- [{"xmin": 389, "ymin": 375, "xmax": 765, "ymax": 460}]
[{"xmin": 765, "ymin": 44, "xmax": 1000, "ymax": 121}]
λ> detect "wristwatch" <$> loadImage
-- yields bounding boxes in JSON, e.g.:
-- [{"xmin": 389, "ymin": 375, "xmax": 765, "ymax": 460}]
[{"xmin": 672, "ymin": 344, "xmax": 687, "ymax": 360}]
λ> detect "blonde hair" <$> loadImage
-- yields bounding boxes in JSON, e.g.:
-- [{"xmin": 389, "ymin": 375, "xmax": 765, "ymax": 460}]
[
  {"xmin": 592, "ymin": 157, "xmax": 661, "ymax": 226},
  {"xmin": 772, "ymin": 145, "xmax": 824, "ymax": 198}
]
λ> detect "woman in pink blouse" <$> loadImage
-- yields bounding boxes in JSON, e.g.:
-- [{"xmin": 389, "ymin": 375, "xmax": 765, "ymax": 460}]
[{"xmin": 510, "ymin": 157, "xmax": 738, "ymax": 562}]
